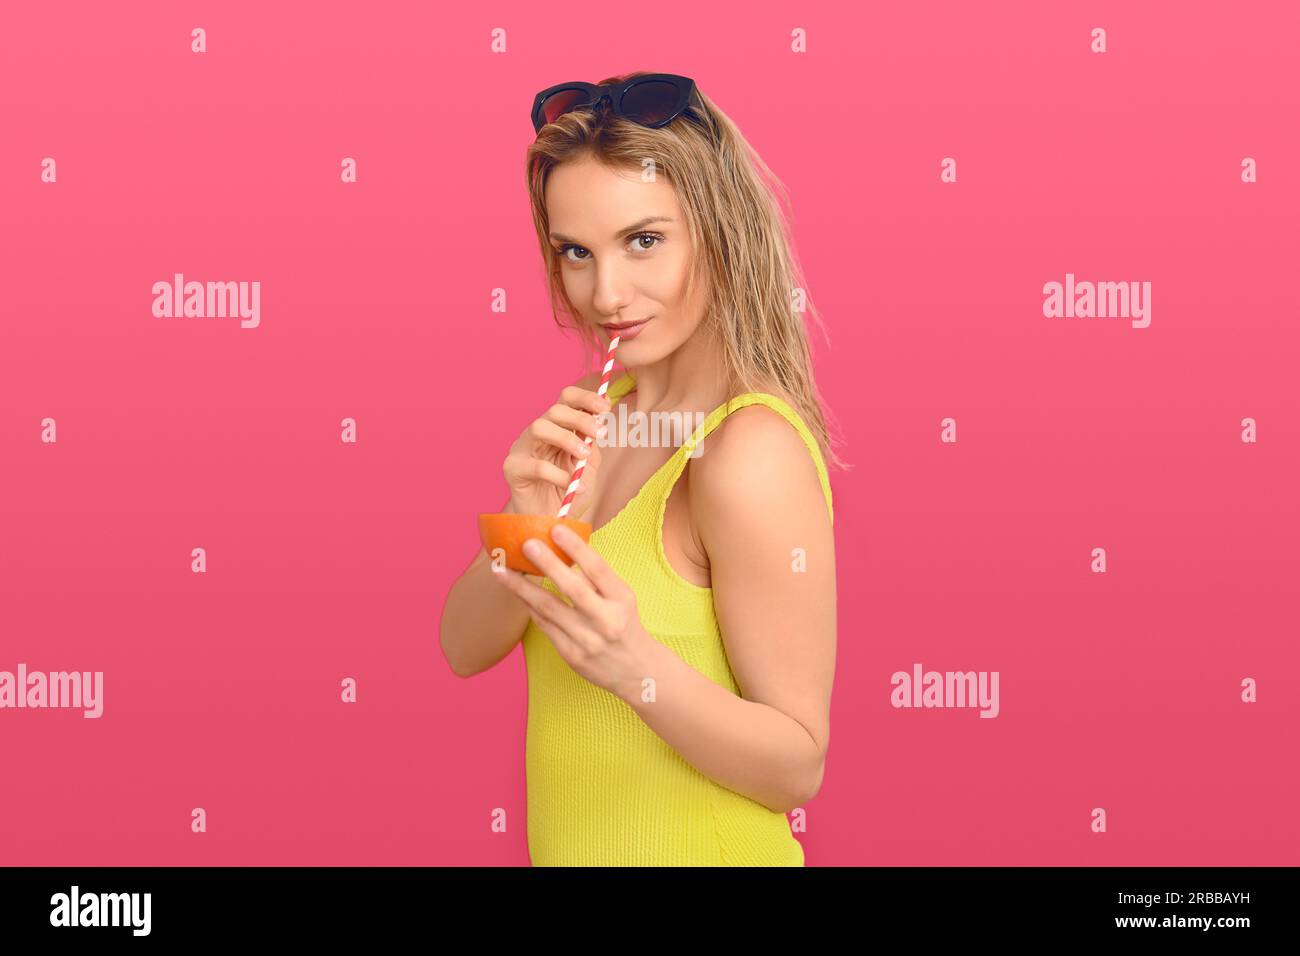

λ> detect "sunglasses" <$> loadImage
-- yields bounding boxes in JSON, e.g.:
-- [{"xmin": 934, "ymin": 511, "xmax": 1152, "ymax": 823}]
[{"xmin": 530, "ymin": 73, "xmax": 700, "ymax": 134}]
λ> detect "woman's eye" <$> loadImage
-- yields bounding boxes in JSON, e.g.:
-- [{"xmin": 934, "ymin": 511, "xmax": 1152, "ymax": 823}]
[{"xmin": 555, "ymin": 233, "xmax": 664, "ymax": 264}]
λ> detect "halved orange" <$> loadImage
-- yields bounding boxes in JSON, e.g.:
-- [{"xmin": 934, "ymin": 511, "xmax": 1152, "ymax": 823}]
[{"xmin": 478, "ymin": 513, "xmax": 593, "ymax": 576}]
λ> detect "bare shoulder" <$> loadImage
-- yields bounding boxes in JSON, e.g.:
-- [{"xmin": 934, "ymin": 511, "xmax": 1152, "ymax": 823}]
[
  {"xmin": 694, "ymin": 400, "xmax": 816, "ymax": 479},
  {"xmin": 688, "ymin": 395, "xmax": 826, "ymax": 534},
  {"xmin": 701, "ymin": 380, "xmax": 809, "ymax": 461},
  {"xmin": 684, "ymin": 395, "xmax": 834, "ymax": 600}
]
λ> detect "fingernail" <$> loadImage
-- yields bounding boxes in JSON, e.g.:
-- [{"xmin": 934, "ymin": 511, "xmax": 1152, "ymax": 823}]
[
  {"xmin": 523, "ymin": 539, "xmax": 541, "ymax": 556},
  {"xmin": 576, "ymin": 443, "xmax": 589, "ymax": 457}
]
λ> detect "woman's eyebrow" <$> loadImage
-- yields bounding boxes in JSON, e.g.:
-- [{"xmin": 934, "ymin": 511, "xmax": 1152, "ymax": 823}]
[{"xmin": 549, "ymin": 216, "xmax": 675, "ymax": 244}]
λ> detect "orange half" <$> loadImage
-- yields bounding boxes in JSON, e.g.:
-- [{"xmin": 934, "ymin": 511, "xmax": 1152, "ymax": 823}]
[{"xmin": 478, "ymin": 513, "xmax": 593, "ymax": 576}]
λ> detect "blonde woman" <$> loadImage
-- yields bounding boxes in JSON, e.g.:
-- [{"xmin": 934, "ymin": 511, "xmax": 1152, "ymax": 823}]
[{"xmin": 440, "ymin": 72, "xmax": 847, "ymax": 866}]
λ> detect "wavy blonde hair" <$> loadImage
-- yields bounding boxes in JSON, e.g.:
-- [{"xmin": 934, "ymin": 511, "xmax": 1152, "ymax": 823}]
[{"xmin": 524, "ymin": 70, "xmax": 849, "ymax": 472}]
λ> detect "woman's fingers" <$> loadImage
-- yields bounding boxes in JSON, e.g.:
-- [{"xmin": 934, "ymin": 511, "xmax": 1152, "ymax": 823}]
[
  {"xmin": 549, "ymin": 524, "xmax": 624, "ymax": 600},
  {"xmin": 519, "ymin": 535, "xmax": 604, "ymax": 617},
  {"xmin": 529, "ymin": 417, "xmax": 594, "ymax": 461},
  {"xmin": 496, "ymin": 563, "xmax": 589, "ymax": 639},
  {"xmin": 503, "ymin": 452, "xmax": 572, "ymax": 490},
  {"xmin": 502, "ymin": 386, "xmax": 612, "ymax": 514},
  {"xmin": 547, "ymin": 401, "xmax": 608, "ymax": 442},
  {"xmin": 557, "ymin": 386, "xmax": 612, "ymax": 417}
]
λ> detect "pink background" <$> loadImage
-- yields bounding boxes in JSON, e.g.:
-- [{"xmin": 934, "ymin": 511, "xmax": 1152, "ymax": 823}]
[{"xmin": 2, "ymin": 1, "xmax": 1297, "ymax": 865}]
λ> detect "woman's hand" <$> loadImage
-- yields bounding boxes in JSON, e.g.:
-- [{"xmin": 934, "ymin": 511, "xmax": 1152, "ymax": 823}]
[
  {"xmin": 492, "ymin": 523, "xmax": 656, "ymax": 699},
  {"xmin": 503, "ymin": 385, "xmax": 610, "ymax": 518}
]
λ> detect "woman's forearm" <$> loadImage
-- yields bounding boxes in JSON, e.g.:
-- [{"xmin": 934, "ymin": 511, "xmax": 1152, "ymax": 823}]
[
  {"xmin": 611, "ymin": 637, "xmax": 824, "ymax": 814},
  {"xmin": 439, "ymin": 499, "xmax": 532, "ymax": 678}
]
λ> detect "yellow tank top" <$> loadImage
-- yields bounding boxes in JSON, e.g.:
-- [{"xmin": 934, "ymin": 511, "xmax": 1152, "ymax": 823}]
[{"xmin": 521, "ymin": 371, "xmax": 835, "ymax": 866}]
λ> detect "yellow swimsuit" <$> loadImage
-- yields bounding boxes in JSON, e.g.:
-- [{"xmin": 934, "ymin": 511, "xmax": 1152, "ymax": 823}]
[{"xmin": 521, "ymin": 371, "xmax": 835, "ymax": 865}]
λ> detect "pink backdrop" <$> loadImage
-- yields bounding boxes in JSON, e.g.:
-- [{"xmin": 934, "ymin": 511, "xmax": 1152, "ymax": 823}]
[{"xmin": 2, "ymin": 1, "xmax": 1296, "ymax": 866}]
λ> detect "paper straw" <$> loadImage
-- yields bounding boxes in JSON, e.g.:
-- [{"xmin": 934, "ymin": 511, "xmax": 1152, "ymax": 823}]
[{"xmin": 557, "ymin": 335, "xmax": 620, "ymax": 518}]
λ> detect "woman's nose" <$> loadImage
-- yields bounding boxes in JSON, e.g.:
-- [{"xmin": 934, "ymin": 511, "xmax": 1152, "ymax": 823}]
[{"xmin": 591, "ymin": 260, "xmax": 633, "ymax": 314}]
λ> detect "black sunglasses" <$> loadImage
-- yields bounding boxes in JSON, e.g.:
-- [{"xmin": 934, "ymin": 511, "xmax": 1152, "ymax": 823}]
[{"xmin": 531, "ymin": 73, "xmax": 700, "ymax": 134}]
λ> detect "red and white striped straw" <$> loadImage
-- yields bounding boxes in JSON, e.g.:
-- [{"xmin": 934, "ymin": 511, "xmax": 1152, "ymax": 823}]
[{"xmin": 557, "ymin": 335, "xmax": 620, "ymax": 518}]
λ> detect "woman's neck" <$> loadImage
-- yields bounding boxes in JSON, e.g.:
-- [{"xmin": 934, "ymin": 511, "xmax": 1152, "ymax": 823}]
[{"xmin": 624, "ymin": 324, "xmax": 730, "ymax": 417}]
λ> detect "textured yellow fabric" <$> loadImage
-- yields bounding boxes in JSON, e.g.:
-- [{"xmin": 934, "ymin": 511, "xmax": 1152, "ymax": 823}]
[{"xmin": 521, "ymin": 371, "xmax": 834, "ymax": 866}]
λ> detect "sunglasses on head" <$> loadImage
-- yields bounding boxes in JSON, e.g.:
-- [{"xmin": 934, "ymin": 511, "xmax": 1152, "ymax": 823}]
[{"xmin": 530, "ymin": 73, "xmax": 701, "ymax": 134}]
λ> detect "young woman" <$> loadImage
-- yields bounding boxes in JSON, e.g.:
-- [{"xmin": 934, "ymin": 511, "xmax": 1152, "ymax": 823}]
[{"xmin": 440, "ymin": 72, "xmax": 847, "ymax": 866}]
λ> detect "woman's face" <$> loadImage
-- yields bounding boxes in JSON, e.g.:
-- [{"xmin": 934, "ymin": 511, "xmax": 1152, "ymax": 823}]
[{"xmin": 545, "ymin": 154, "xmax": 708, "ymax": 361}]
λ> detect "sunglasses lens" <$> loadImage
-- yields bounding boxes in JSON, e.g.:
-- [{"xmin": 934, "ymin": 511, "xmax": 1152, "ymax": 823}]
[
  {"xmin": 619, "ymin": 80, "xmax": 683, "ymax": 126},
  {"xmin": 540, "ymin": 88, "xmax": 594, "ymax": 125}
]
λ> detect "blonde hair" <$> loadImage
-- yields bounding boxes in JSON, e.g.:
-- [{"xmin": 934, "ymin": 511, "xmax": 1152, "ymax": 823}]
[{"xmin": 524, "ymin": 71, "xmax": 850, "ymax": 472}]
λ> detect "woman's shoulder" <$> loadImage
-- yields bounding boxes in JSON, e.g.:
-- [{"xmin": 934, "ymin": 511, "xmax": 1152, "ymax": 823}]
[
  {"xmin": 694, "ymin": 384, "xmax": 820, "ymax": 484},
  {"xmin": 735, "ymin": 381, "xmax": 801, "ymax": 414},
  {"xmin": 712, "ymin": 381, "xmax": 807, "ymax": 438},
  {"xmin": 687, "ymin": 391, "xmax": 832, "ymax": 542},
  {"xmin": 706, "ymin": 394, "xmax": 811, "ymax": 460}
]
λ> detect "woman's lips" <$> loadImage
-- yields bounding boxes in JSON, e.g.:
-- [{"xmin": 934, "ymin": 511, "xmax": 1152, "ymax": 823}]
[{"xmin": 605, "ymin": 317, "xmax": 651, "ymax": 341}]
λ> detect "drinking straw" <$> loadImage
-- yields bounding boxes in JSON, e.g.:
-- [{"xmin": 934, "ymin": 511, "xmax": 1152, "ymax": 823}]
[{"xmin": 557, "ymin": 335, "xmax": 620, "ymax": 518}]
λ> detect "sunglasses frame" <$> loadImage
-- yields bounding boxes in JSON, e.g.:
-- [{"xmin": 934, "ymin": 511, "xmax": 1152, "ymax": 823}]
[{"xmin": 530, "ymin": 73, "xmax": 699, "ymax": 134}]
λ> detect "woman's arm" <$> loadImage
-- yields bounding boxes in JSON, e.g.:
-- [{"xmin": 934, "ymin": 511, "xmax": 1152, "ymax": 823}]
[
  {"xmin": 439, "ymin": 496, "xmax": 535, "ymax": 678},
  {"xmin": 439, "ymin": 371, "xmax": 605, "ymax": 678},
  {"xmin": 612, "ymin": 406, "xmax": 836, "ymax": 813}
]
